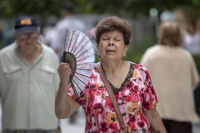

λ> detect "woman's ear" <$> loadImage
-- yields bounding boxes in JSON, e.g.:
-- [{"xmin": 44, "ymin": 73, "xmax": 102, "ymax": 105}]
[
  {"xmin": 124, "ymin": 45, "xmax": 129, "ymax": 57},
  {"xmin": 96, "ymin": 44, "xmax": 99, "ymax": 52},
  {"xmin": 96, "ymin": 44, "xmax": 101, "ymax": 57},
  {"xmin": 96, "ymin": 43, "xmax": 99, "ymax": 49}
]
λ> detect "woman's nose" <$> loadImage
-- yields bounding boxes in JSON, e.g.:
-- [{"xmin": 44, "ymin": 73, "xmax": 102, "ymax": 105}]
[{"xmin": 109, "ymin": 40, "xmax": 114, "ymax": 46}]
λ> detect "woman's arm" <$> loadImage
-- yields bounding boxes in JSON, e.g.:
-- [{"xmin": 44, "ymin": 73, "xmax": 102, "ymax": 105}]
[
  {"xmin": 55, "ymin": 62, "xmax": 80, "ymax": 119},
  {"xmin": 144, "ymin": 108, "xmax": 167, "ymax": 133}
]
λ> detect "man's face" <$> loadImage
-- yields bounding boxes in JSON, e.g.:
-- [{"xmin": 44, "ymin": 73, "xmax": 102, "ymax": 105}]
[{"xmin": 15, "ymin": 29, "xmax": 40, "ymax": 54}]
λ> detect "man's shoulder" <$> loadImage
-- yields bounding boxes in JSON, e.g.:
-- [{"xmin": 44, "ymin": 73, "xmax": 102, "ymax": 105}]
[
  {"xmin": 0, "ymin": 43, "xmax": 16, "ymax": 57},
  {"xmin": 41, "ymin": 43, "xmax": 57, "ymax": 55},
  {"xmin": 40, "ymin": 43, "xmax": 59, "ymax": 61},
  {"xmin": 0, "ymin": 43, "xmax": 18, "ymax": 70}
]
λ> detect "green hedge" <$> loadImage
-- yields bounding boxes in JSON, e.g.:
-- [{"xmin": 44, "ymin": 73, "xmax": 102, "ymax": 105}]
[
  {"xmin": 193, "ymin": 55, "xmax": 200, "ymax": 74},
  {"xmin": 193, "ymin": 55, "xmax": 200, "ymax": 115},
  {"xmin": 124, "ymin": 49, "xmax": 143, "ymax": 64}
]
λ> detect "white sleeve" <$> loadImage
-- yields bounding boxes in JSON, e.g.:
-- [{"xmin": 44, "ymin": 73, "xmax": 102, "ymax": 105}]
[{"xmin": 51, "ymin": 28, "xmax": 64, "ymax": 50}]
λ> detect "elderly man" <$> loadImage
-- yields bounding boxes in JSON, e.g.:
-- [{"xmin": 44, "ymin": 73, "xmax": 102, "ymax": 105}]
[{"xmin": 0, "ymin": 16, "xmax": 60, "ymax": 133}]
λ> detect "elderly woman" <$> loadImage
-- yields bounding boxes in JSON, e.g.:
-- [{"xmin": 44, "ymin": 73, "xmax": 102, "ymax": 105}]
[
  {"xmin": 55, "ymin": 16, "xmax": 166, "ymax": 133},
  {"xmin": 140, "ymin": 21, "xmax": 200, "ymax": 133}
]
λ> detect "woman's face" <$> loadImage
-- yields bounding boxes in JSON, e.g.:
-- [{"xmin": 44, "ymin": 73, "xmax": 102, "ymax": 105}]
[{"xmin": 97, "ymin": 29, "xmax": 128, "ymax": 61}]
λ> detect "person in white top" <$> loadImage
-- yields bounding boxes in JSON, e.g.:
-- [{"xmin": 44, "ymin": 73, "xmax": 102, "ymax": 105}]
[
  {"xmin": 51, "ymin": 1, "xmax": 87, "ymax": 61},
  {"xmin": 183, "ymin": 20, "xmax": 200, "ymax": 55}
]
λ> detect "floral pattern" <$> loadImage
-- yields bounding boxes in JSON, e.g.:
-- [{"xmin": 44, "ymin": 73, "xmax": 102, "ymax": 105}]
[{"xmin": 68, "ymin": 62, "xmax": 158, "ymax": 133}]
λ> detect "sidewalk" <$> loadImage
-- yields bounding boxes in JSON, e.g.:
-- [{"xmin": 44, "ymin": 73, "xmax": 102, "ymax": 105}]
[
  {"xmin": 193, "ymin": 121, "xmax": 200, "ymax": 133},
  {"xmin": 60, "ymin": 108, "xmax": 85, "ymax": 133}
]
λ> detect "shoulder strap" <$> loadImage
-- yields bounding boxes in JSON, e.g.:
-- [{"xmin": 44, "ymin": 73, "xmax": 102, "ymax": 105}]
[{"xmin": 97, "ymin": 63, "xmax": 126, "ymax": 132}]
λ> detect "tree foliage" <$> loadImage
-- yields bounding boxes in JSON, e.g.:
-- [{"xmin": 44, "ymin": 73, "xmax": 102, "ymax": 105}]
[
  {"xmin": 1, "ymin": 0, "xmax": 200, "ymax": 20},
  {"xmin": 0, "ymin": 0, "xmax": 64, "ymax": 18}
]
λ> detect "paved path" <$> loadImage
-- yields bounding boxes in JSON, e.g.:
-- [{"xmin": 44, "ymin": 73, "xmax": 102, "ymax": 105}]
[
  {"xmin": 60, "ymin": 108, "xmax": 85, "ymax": 133},
  {"xmin": 193, "ymin": 122, "xmax": 200, "ymax": 133}
]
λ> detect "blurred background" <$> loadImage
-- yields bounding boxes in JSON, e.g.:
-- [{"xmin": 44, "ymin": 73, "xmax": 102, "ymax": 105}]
[
  {"xmin": 0, "ymin": 0, "xmax": 200, "ymax": 132},
  {"xmin": 1, "ymin": 0, "xmax": 200, "ymax": 64}
]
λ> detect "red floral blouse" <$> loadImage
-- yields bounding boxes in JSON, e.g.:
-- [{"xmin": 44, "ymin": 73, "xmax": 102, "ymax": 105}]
[{"xmin": 68, "ymin": 62, "xmax": 158, "ymax": 133}]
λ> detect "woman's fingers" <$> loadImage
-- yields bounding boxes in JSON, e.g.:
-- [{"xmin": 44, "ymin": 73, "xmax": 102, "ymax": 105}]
[
  {"xmin": 59, "ymin": 63, "xmax": 71, "ymax": 72},
  {"xmin": 58, "ymin": 62, "xmax": 72, "ymax": 78}
]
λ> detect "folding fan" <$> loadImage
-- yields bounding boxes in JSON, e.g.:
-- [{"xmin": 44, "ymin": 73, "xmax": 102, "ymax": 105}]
[{"xmin": 63, "ymin": 29, "xmax": 95, "ymax": 99}]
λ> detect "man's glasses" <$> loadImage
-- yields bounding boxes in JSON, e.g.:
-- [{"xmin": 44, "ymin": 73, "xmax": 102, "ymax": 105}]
[{"xmin": 18, "ymin": 32, "xmax": 38, "ymax": 40}]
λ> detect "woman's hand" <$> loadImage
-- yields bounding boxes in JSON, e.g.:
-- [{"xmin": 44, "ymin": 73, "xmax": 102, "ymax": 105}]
[
  {"xmin": 57, "ymin": 62, "xmax": 72, "ymax": 83},
  {"xmin": 55, "ymin": 62, "xmax": 80, "ymax": 119}
]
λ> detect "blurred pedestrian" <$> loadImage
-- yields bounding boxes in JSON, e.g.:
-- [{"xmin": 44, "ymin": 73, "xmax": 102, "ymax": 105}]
[
  {"xmin": 140, "ymin": 21, "xmax": 200, "ymax": 133},
  {"xmin": 174, "ymin": 8, "xmax": 186, "ymax": 30},
  {"xmin": 183, "ymin": 20, "xmax": 200, "ymax": 55},
  {"xmin": 0, "ymin": 15, "xmax": 60, "ymax": 133},
  {"xmin": 51, "ymin": 1, "xmax": 87, "ymax": 62},
  {"xmin": 42, "ymin": 16, "xmax": 58, "ymax": 47},
  {"xmin": 160, "ymin": 7, "xmax": 175, "ymax": 23}
]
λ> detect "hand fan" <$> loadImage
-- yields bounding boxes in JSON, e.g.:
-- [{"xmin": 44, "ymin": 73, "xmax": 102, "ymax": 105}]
[{"xmin": 63, "ymin": 29, "xmax": 95, "ymax": 99}]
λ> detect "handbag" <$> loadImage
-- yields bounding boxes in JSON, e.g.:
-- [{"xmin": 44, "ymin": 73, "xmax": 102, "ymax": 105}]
[{"xmin": 97, "ymin": 63, "xmax": 127, "ymax": 132}]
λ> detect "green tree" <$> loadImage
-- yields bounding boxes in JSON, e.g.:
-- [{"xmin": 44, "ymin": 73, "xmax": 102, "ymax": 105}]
[
  {"xmin": 0, "ymin": 0, "xmax": 64, "ymax": 18},
  {"xmin": 1, "ymin": 0, "xmax": 200, "ymax": 20}
]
